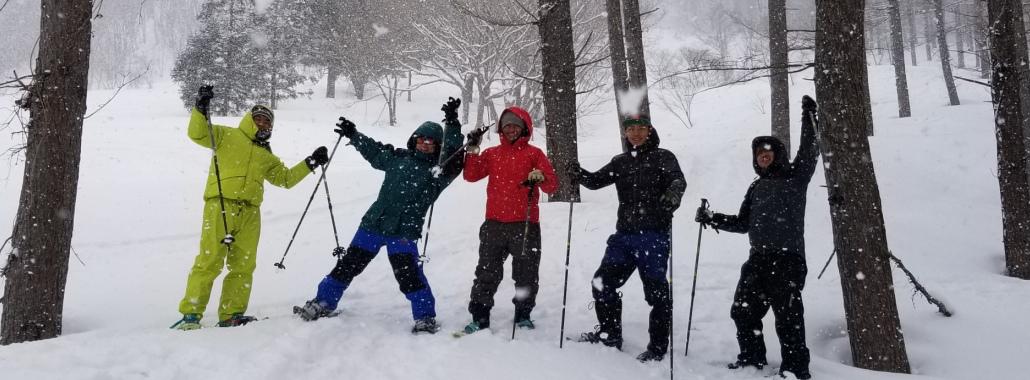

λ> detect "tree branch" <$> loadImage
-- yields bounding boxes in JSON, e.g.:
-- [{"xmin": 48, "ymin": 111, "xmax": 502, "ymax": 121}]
[
  {"xmin": 889, "ymin": 251, "xmax": 953, "ymax": 317},
  {"xmin": 954, "ymin": 75, "xmax": 990, "ymax": 87}
]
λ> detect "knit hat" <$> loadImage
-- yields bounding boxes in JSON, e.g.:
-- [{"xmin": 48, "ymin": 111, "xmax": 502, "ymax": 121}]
[
  {"xmin": 251, "ymin": 104, "xmax": 274, "ymax": 125},
  {"xmin": 499, "ymin": 111, "xmax": 526, "ymax": 132},
  {"xmin": 621, "ymin": 116, "xmax": 651, "ymax": 128}
]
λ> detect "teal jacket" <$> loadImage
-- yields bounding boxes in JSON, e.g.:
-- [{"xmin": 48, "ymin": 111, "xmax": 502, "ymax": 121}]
[{"xmin": 351, "ymin": 120, "xmax": 464, "ymax": 240}]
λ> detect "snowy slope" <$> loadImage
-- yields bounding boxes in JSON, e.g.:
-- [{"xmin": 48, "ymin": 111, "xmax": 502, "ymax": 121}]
[{"xmin": 0, "ymin": 64, "xmax": 1027, "ymax": 380}]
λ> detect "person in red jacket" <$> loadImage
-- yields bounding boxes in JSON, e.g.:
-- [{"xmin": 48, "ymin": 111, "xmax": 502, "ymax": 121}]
[{"xmin": 460, "ymin": 106, "xmax": 557, "ymax": 334}]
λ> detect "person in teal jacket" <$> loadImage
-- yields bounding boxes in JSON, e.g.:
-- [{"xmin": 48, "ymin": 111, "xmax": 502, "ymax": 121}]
[
  {"xmin": 171, "ymin": 86, "xmax": 328, "ymax": 330},
  {"xmin": 293, "ymin": 97, "xmax": 465, "ymax": 334}
]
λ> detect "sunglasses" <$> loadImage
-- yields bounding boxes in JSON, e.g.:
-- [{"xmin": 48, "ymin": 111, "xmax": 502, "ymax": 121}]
[{"xmin": 417, "ymin": 136, "xmax": 437, "ymax": 145}]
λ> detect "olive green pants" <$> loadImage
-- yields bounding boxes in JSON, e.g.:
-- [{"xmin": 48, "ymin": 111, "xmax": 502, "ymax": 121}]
[{"xmin": 178, "ymin": 199, "xmax": 261, "ymax": 322}]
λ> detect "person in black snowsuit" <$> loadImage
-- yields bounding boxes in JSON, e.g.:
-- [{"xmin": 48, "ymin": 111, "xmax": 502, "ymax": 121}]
[
  {"xmin": 570, "ymin": 116, "xmax": 686, "ymax": 362},
  {"xmin": 695, "ymin": 95, "xmax": 819, "ymax": 380}
]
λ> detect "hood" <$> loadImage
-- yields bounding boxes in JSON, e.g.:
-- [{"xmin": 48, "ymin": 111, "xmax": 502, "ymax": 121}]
[
  {"xmin": 751, "ymin": 136, "xmax": 790, "ymax": 177},
  {"xmin": 407, "ymin": 121, "xmax": 445, "ymax": 161},
  {"xmin": 621, "ymin": 123, "xmax": 661, "ymax": 153},
  {"xmin": 496, "ymin": 106, "xmax": 534, "ymax": 146},
  {"xmin": 238, "ymin": 112, "xmax": 259, "ymax": 140}
]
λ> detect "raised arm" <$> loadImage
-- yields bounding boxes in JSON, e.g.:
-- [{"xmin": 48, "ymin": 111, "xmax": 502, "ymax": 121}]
[
  {"xmin": 335, "ymin": 117, "xmax": 396, "ymax": 171},
  {"xmin": 576, "ymin": 158, "xmax": 619, "ymax": 190},
  {"xmin": 792, "ymin": 95, "xmax": 820, "ymax": 180}
]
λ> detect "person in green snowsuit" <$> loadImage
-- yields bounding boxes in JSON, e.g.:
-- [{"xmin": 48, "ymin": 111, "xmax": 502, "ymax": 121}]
[
  {"xmin": 171, "ymin": 86, "xmax": 328, "ymax": 330},
  {"xmin": 293, "ymin": 98, "xmax": 465, "ymax": 335}
]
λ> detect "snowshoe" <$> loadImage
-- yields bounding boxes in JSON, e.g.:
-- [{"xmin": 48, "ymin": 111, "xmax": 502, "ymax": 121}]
[
  {"xmin": 170, "ymin": 314, "xmax": 202, "ymax": 331},
  {"xmin": 636, "ymin": 349, "xmax": 666, "ymax": 362},
  {"xmin": 411, "ymin": 317, "xmax": 441, "ymax": 334},
  {"xmin": 570, "ymin": 328, "xmax": 623, "ymax": 350},
  {"xmin": 293, "ymin": 299, "xmax": 334, "ymax": 321},
  {"xmin": 217, "ymin": 313, "xmax": 258, "ymax": 327},
  {"xmin": 778, "ymin": 369, "xmax": 811, "ymax": 380},
  {"xmin": 514, "ymin": 318, "xmax": 535, "ymax": 330},
  {"xmin": 453, "ymin": 320, "xmax": 489, "ymax": 337},
  {"xmin": 727, "ymin": 359, "xmax": 767, "ymax": 371}
]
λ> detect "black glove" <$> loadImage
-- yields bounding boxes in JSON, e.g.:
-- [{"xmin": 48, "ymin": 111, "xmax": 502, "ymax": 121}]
[
  {"xmin": 195, "ymin": 85, "xmax": 214, "ymax": 116},
  {"xmin": 694, "ymin": 206, "xmax": 714, "ymax": 224},
  {"xmin": 660, "ymin": 188, "xmax": 682, "ymax": 211},
  {"xmin": 442, "ymin": 97, "xmax": 461, "ymax": 122},
  {"xmin": 306, "ymin": 146, "xmax": 329, "ymax": 170},
  {"xmin": 335, "ymin": 117, "xmax": 357, "ymax": 138},
  {"xmin": 466, "ymin": 126, "xmax": 486, "ymax": 147},
  {"xmin": 802, "ymin": 95, "xmax": 817, "ymax": 113}
]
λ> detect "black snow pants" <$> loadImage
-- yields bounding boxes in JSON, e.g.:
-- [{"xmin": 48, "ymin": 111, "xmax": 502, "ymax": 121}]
[
  {"xmin": 731, "ymin": 251, "xmax": 810, "ymax": 374},
  {"xmin": 468, "ymin": 220, "xmax": 541, "ymax": 326}
]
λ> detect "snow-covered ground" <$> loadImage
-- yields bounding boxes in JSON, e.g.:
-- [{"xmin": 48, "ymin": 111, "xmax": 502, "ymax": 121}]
[{"xmin": 0, "ymin": 63, "xmax": 1027, "ymax": 380}]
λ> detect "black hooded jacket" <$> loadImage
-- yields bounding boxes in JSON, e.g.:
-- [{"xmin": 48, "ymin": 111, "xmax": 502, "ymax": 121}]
[
  {"xmin": 709, "ymin": 112, "xmax": 819, "ymax": 258},
  {"xmin": 578, "ymin": 126, "xmax": 686, "ymax": 233}
]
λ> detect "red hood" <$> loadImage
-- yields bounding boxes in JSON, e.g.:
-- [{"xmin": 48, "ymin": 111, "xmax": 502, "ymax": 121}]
[{"xmin": 497, "ymin": 106, "xmax": 534, "ymax": 146}]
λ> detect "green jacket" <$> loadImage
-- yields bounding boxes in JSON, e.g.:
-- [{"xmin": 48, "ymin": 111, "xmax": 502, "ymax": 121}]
[
  {"xmin": 188, "ymin": 108, "xmax": 312, "ymax": 207},
  {"xmin": 352, "ymin": 120, "xmax": 465, "ymax": 240}
]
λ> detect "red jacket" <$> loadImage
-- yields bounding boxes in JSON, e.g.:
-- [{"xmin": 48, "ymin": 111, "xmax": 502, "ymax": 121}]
[{"xmin": 464, "ymin": 107, "xmax": 557, "ymax": 223}]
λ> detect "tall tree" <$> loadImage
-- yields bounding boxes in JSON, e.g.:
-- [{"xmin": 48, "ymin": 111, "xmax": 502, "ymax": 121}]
[
  {"xmin": 622, "ymin": 0, "xmax": 650, "ymax": 119},
  {"xmin": 1, "ymin": 0, "xmax": 93, "ymax": 345},
  {"xmin": 814, "ymin": 0, "xmax": 912, "ymax": 373},
  {"xmin": 933, "ymin": 0, "xmax": 961, "ymax": 105},
  {"xmin": 975, "ymin": 0, "xmax": 992, "ymax": 79},
  {"xmin": 954, "ymin": 4, "xmax": 966, "ymax": 69},
  {"xmin": 605, "ymin": 0, "xmax": 629, "ymax": 126},
  {"xmin": 906, "ymin": 0, "xmax": 918, "ymax": 66},
  {"xmin": 887, "ymin": 0, "xmax": 912, "ymax": 117},
  {"xmin": 769, "ymin": 0, "xmax": 791, "ymax": 152},
  {"xmin": 538, "ymin": 0, "xmax": 579, "ymax": 202},
  {"xmin": 986, "ymin": 0, "xmax": 1030, "ymax": 279}
]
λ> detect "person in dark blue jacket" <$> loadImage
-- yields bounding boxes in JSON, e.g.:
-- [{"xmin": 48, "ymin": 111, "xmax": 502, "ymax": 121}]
[
  {"xmin": 292, "ymin": 98, "xmax": 464, "ymax": 335},
  {"xmin": 696, "ymin": 95, "xmax": 819, "ymax": 380},
  {"xmin": 570, "ymin": 116, "xmax": 686, "ymax": 362}
]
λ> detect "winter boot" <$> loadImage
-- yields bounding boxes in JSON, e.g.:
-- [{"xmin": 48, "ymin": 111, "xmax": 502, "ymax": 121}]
[
  {"xmin": 293, "ymin": 299, "xmax": 334, "ymax": 321},
  {"xmin": 727, "ymin": 359, "xmax": 768, "ymax": 371},
  {"xmin": 170, "ymin": 313, "xmax": 202, "ymax": 331},
  {"xmin": 592, "ymin": 299, "xmax": 623, "ymax": 348},
  {"xmin": 411, "ymin": 317, "xmax": 441, "ymax": 334},
  {"xmin": 217, "ymin": 313, "xmax": 258, "ymax": 327},
  {"xmin": 514, "ymin": 309, "xmax": 535, "ymax": 329},
  {"xmin": 636, "ymin": 349, "xmax": 666, "ymax": 362},
  {"xmin": 462, "ymin": 320, "xmax": 489, "ymax": 334}
]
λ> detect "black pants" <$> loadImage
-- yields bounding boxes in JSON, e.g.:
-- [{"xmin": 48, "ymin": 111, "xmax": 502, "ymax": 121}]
[
  {"xmin": 468, "ymin": 220, "xmax": 542, "ymax": 325},
  {"xmin": 731, "ymin": 252, "xmax": 810, "ymax": 373}
]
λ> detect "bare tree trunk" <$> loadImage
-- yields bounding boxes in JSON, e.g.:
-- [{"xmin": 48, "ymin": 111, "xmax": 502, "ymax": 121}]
[
  {"xmin": 326, "ymin": 65, "xmax": 337, "ymax": 98},
  {"xmin": 987, "ymin": 0, "xmax": 1030, "ymax": 279},
  {"xmin": 538, "ymin": 0, "xmax": 580, "ymax": 202},
  {"xmin": 976, "ymin": 0, "xmax": 993, "ymax": 78},
  {"xmin": 462, "ymin": 74, "xmax": 473, "ymax": 125},
  {"xmin": 407, "ymin": 70, "xmax": 412, "ymax": 102},
  {"xmin": 770, "ymin": 0, "xmax": 791, "ymax": 152},
  {"xmin": 622, "ymin": 0, "xmax": 651, "ymax": 118},
  {"xmin": 925, "ymin": 10, "xmax": 935, "ymax": 60},
  {"xmin": 907, "ymin": 0, "xmax": 918, "ymax": 66},
  {"xmin": 605, "ymin": 0, "xmax": 629, "ymax": 130},
  {"xmin": 955, "ymin": 4, "xmax": 966, "ymax": 68},
  {"xmin": 2, "ymin": 0, "xmax": 93, "ymax": 346},
  {"xmin": 351, "ymin": 75, "xmax": 367, "ymax": 100},
  {"xmin": 888, "ymin": 0, "xmax": 912, "ymax": 118},
  {"xmin": 934, "ymin": 0, "xmax": 962, "ymax": 105},
  {"xmin": 814, "ymin": 0, "xmax": 912, "ymax": 372}
]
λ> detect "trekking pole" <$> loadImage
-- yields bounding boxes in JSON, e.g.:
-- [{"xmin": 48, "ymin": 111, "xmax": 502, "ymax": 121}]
[
  {"xmin": 513, "ymin": 179, "xmax": 540, "ymax": 341},
  {"xmin": 558, "ymin": 199, "xmax": 575, "ymax": 348},
  {"xmin": 203, "ymin": 112, "xmax": 235, "ymax": 250},
  {"xmin": 421, "ymin": 124, "xmax": 486, "ymax": 266},
  {"xmin": 322, "ymin": 169, "xmax": 343, "ymax": 256},
  {"xmin": 432, "ymin": 124, "xmax": 489, "ymax": 175},
  {"xmin": 684, "ymin": 198, "xmax": 709, "ymax": 356},
  {"xmin": 668, "ymin": 221, "xmax": 675, "ymax": 379},
  {"xmin": 804, "ymin": 104, "xmax": 836, "ymax": 281},
  {"xmin": 274, "ymin": 134, "xmax": 345, "ymax": 269},
  {"xmin": 817, "ymin": 249, "xmax": 836, "ymax": 279}
]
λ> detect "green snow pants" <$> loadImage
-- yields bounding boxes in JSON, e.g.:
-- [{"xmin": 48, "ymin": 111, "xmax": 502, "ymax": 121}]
[{"xmin": 178, "ymin": 198, "xmax": 261, "ymax": 322}]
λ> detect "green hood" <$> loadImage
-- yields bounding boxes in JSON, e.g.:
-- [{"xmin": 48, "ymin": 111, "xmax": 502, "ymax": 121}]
[{"xmin": 407, "ymin": 121, "xmax": 445, "ymax": 161}]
